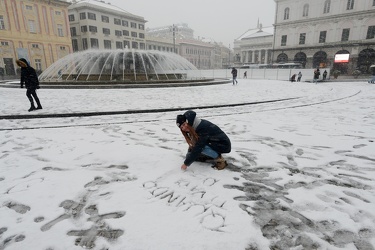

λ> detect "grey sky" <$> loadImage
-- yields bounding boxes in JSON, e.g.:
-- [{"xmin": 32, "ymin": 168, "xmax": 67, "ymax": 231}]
[{"xmin": 110, "ymin": 0, "xmax": 276, "ymax": 47}]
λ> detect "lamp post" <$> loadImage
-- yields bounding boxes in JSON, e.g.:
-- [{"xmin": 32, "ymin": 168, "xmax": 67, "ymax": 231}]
[
  {"xmin": 170, "ymin": 24, "xmax": 176, "ymax": 53},
  {"xmin": 229, "ymin": 44, "xmax": 231, "ymax": 68}
]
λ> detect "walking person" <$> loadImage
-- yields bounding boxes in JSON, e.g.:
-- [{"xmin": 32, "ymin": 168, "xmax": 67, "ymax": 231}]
[
  {"xmin": 313, "ymin": 68, "xmax": 320, "ymax": 84},
  {"xmin": 231, "ymin": 67, "xmax": 238, "ymax": 85},
  {"xmin": 323, "ymin": 70, "xmax": 327, "ymax": 80},
  {"xmin": 16, "ymin": 58, "xmax": 43, "ymax": 112},
  {"xmin": 243, "ymin": 71, "xmax": 247, "ymax": 79},
  {"xmin": 297, "ymin": 71, "xmax": 302, "ymax": 82},
  {"xmin": 176, "ymin": 110, "xmax": 231, "ymax": 171}
]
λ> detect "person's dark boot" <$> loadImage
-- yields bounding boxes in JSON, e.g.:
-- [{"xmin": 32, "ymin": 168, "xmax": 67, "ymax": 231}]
[
  {"xmin": 36, "ymin": 105, "xmax": 43, "ymax": 110},
  {"xmin": 28, "ymin": 105, "xmax": 36, "ymax": 112}
]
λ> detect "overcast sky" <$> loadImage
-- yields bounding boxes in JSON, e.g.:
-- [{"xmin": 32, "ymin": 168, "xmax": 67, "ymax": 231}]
[{"xmin": 109, "ymin": 0, "xmax": 276, "ymax": 48}]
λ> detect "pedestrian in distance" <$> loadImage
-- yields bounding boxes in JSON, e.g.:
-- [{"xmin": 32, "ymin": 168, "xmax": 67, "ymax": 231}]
[
  {"xmin": 176, "ymin": 110, "xmax": 231, "ymax": 171},
  {"xmin": 297, "ymin": 71, "xmax": 302, "ymax": 82},
  {"xmin": 231, "ymin": 67, "xmax": 238, "ymax": 85},
  {"xmin": 16, "ymin": 58, "xmax": 43, "ymax": 112},
  {"xmin": 313, "ymin": 68, "xmax": 320, "ymax": 84},
  {"xmin": 290, "ymin": 74, "xmax": 297, "ymax": 82},
  {"xmin": 243, "ymin": 71, "xmax": 247, "ymax": 79},
  {"xmin": 323, "ymin": 70, "xmax": 327, "ymax": 80}
]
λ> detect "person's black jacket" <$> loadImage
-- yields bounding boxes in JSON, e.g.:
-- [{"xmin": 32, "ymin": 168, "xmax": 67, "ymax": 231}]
[
  {"xmin": 17, "ymin": 58, "xmax": 39, "ymax": 89},
  {"xmin": 184, "ymin": 119, "xmax": 231, "ymax": 166}
]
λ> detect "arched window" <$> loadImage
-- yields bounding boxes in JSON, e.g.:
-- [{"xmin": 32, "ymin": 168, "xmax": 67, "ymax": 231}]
[
  {"xmin": 284, "ymin": 8, "xmax": 290, "ymax": 20},
  {"xmin": 303, "ymin": 4, "xmax": 309, "ymax": 17},
  {"xmin": 324, "ymin": 0, "xmax": 331, "ymax": 13},
  {"xmin": 347, "ymin": 0, "xmax": 354, "ymax": 10}
]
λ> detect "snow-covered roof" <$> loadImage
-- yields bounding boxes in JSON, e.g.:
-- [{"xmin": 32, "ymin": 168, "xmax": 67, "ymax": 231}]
[
  {"xmin": 236, "ymin": 26, "xmax": 274, "ymax": 41},
  {"xmin": 69, "ymin": 0, "xmax": 143, "ymax": 20}
]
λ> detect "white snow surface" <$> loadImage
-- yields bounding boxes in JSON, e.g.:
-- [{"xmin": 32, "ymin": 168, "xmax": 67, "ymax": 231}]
[{"xmin": 0, "ymin": 79, "xmax": 375, "ymax": 250}]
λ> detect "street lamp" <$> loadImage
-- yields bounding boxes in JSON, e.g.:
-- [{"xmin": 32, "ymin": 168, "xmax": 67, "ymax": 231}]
[{"xmin": 170, "ymin": 24, "xmax": 176, "ymax": 53}]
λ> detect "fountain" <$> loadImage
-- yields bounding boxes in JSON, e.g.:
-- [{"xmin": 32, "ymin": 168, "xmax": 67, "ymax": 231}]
[{"xmin": 39, "ymin": 49, "xmax": 199, "ymax": 83}]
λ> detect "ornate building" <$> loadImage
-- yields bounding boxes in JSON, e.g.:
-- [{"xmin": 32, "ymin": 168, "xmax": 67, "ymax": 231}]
[
  {"xmin": 273, "ymin": 0, "xmax": 375, "ymax": 73},
  {"xmin": 68, "ymin": 0, "xmax": 146, "ymax": 51},
  {"xmin": 0, "ymin": 0, "xmax": 72, "ymax": 77},
  {"xmin": 234, "ymin": 24, "xmax": 274, "ymax": 66}
]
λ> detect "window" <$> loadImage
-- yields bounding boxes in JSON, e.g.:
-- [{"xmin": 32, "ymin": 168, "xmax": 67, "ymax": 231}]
[
  {"xmin": 28, "ymin": 20, "xmax": 36, "ymax": 33},
  {"xmin": 103, "ymin": 28, "xmax": 110, "ymax": 35},
  {"xmin": 101, "ymin": 15, "xmax": 109, "ymax": 23},
  {"xmin": 139, "ymin": 33, "xmax": 145, "ymax": 39},
  {"xmin": 347, "ymin": 0, "xmax": 354, "ymax": 10},
  {"xmin": 1, "ymin": 41, "xmax": 9, "ymax": 46},
  {"xmin": 90, "ymin": 38, "xmax": 99, "ymax": 48},
  {"xmin": 79, "ymin": 12, "xmax": 86, "ymax": 20},
  {"xmin": 88, "ymin": 12, "xmax": 96, "ymax": 20},
  {"xmin": 284, "ymin": 8, "xmax": 290, "ymax": 20},
  {"xmin": 132, "ymin": 41, "xmax": 138, "ymax": 49},
  {"xmin": 140, "ymin": 43, "xmax": 145, "ymax": 50},
  {"xmin": 366, "ymin": 26, "xmax": 375, "ymax": 39},
  {"xmin": 303, "ymin": 4, "xmax": 309, "ymax": 17},
  {"xmin": 82, "ymin": 38, "xmax": 88, "ymax": 50},
  {"xmin": 60, "ymin": 46, "xmax": 66, "ymax": 50},
  {"xmin": 81, "ymin": 25, "xmax": 87, "ymax": 32},
  {"xmin": 124, "ymin": 40, "xmax": 130, "ymax": 48},
  {"xmin": 324, "ymin": 0, "xmax": 331, "ymax": 13},
  {"xmin": 0, "ymin": 15, "xmax": 5, "ymax": 30},
  {"xmin": 32, "ymin": 43, "xmax": 39, "ymax": 48},
  {"xmin": 122, "ymin": 20, "xmax": 128, "ymax": 27},
  {"xmin": 57, "ymin": 24, "xmax": 63, "ymax": 36},
  {"xmin": 281, "ymin": 35, "xmax": 287, "ymax": 46},
  {"xmin": 68, "ymin": 14, "xmax": 75, "ymax": 21},
  {"xmin": 35, "ymin": 59, "xmax": 42, "ymax": 71},
  {"xmin": 139, "ymin": 24, "xmax": 144, "ymax": 30},
  {"xmin": 341, "ymin": 28, "xmax": 350, "ymax": 41},
  {"xmin": 70, "ymin": 27, "xmax": 77, "ymax": 36},
  {"xmin": 114, "ymin": 18, "xmax": 121, "ymax": 25},
  {"xmin": 89, "ymin": 26, "xmax": 97, "ymax": 33},
  {"xmin": 319, "ymin": 31, "xmax": 327, "ymax": 43},
  {"xmin": 25, "ymin": 5, "xmax": 33, "ymax": 10},
  {"xmin": 116, "ymin": 41, "xmax": 123, "ymax": 49},
  {"xmin": 55, "ymin": 11, "xmax": 61, "ymax": 16},
  {"xmin": 299, "ymin": 33, "xmax": 306, "ymax": 44},
  {"xmin": 115, "ymin": 30, "xmax": 122, "ymax": 36},
  {"xmin": 373, "ymin": 0, "xmax": 375, "ymax": 6},
  {"xmin": 104, "ymin": 40, "xmax": 111, "ymax": 49},
  {"xmin": 131, "ymin": 22, "xmax": 137, "ymax": 28},
  {"xmin": 123, "ymin": 30, "xmax": 129, "ymax": 36},
  {"xmin": 72, "ymin": 39, "xmax": 78, "ymax": 52},
  {"xmin": 131, "ymin": 31, "xmax": 137, "ymax": 38}
]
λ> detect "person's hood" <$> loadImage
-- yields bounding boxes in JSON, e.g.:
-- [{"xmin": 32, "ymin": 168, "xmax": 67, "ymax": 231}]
[
  {"xmin": 16, "ymin": 58, "xmax": 29, "ymax": 68},
  {"xmin": 183, "ymin": 110, "xmax": 201, "ymax": 129}
]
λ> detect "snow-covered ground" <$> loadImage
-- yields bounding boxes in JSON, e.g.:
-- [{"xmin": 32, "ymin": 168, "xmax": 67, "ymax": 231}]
[{"xmin": 0, "ymin": 79, "xmax": 374, "ymax": 250}]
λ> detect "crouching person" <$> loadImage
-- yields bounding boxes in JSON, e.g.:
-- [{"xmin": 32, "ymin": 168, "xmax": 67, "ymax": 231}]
[{"xmin": 176, "ymin": 110, "xmax": 231, "ymax": 171}]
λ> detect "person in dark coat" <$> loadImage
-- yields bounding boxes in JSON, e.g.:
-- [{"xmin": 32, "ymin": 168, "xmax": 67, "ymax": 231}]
[
  {"xmin": 290, "ymin": 74, "xmax": 297, "ymax": 82},
  {"xmin": 323, "ymin": 70, "xmax": 327, "ymax": 80},
  {"xmin": 231, "ymin": 67, "xmax": 238, "ymax": 85},
  {"xmin": 313, "ymin": 68, "xmax": 320, "ymax": 84},
  {"xmin": 176, "ymin": 110, "xmax": 231, "ymax": 170},
  {"xmin": 16, "ymin": 58, "xmax": 42, "ymax": 112}
]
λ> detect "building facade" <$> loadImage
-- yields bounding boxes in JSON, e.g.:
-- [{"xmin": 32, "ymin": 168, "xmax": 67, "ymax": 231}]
[
  {"xmin": 68, "ymin": 0, "xmax": 146, "ymax": 51},
  {"xmin": 234, "ymin": 25, "xmax": 274, "ymax": 67},
  {"xmin": 0, "ymin": 0, "xmax": 71, "ymax": 77},
  {"xmin": 273, "ymin": 0, "xmax": 375, "ymax": 73}
]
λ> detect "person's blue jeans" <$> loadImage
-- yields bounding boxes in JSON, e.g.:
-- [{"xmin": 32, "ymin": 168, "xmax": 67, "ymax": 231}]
[{"xmin": 201, "ymin": 145, "xmax": 219, "ymax": 159}]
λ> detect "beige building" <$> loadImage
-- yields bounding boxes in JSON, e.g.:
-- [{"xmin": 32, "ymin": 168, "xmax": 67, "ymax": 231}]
[
  {"xmin": 68, "ymin": 0, "xmax": 146, "ymax": 51},
  {"xmin": 0, "ymin": 0, "xmax": 71, "ymax": 77},
  {"xmin": 273, "ymin": 0, "xmax": 375, "ymax": 73}
]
